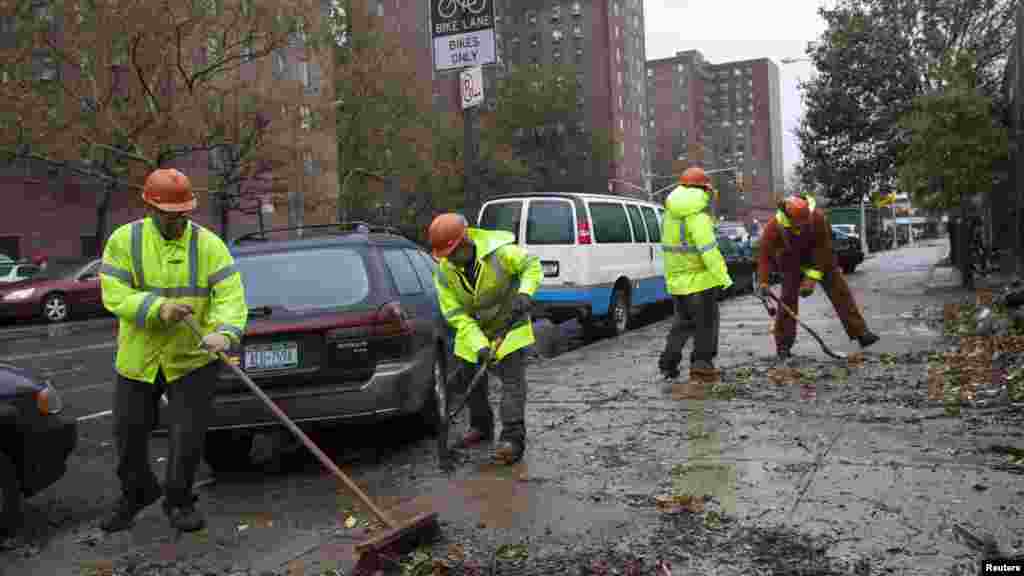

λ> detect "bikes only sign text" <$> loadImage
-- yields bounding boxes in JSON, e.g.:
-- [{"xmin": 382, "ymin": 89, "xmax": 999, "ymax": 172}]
[{"xmin": 431, "ymin": 0, "xmax": 496, "ymax": 71}]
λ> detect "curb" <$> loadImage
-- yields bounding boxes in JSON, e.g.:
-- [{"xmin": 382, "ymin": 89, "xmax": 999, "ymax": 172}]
[{"xmin": 0, "ymin": 317, "xmax": 117, "ymax": 342}]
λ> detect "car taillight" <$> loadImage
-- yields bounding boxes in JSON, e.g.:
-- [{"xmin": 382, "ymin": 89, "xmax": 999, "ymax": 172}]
[
  {"xmin": 374, "ymin": 302, "xmax": 412, "ymax": 337},
  {"xmin": 577, "ymin": 219, "xmax": 592, "ymax": 244}
]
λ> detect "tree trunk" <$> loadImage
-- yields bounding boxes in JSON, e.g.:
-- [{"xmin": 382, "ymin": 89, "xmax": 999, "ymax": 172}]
[{"xmin": 94, "ymin": 179, "xmax": 114, "ymax": 257}]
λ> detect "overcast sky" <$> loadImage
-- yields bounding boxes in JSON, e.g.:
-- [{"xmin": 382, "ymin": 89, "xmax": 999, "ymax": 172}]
[{"xmin": 644, "ymin": 0, "xmax": 829, "ymax": 181}]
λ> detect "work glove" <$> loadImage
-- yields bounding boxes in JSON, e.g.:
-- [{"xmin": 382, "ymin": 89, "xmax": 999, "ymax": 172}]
[
  {"xmin": 476, "ymin": 346, "xmax": 493, "ymax": 366},
  {"xmin": 159, "ymin": 301, "xmax": 194, "ymax": 323},
  {"xmin": 511, "ymin": 293, "xmax": 533, "ymax": 318},
  {"xmin": 799, "ymin": 278, "xmax": 816, "ymax": 298},
  {"xmin": 202, "ymin": 332, "xmax": 231, "ymax": 354}
]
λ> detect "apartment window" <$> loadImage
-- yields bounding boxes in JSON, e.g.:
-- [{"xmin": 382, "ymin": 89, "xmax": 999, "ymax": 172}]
[
  {"xmin": 376, "ymin": 0, "xmax": 384, "ymax": 17},
  {"xmin": 613, "ymin": 1, "xmax": 620, "ymax": 17},
  {"xmin": 553, "ymin": 48, "xmax": 561, "ymax": 62},
  {"xmin": 552, "ymin": 29, "xmax": 563, "ymax": 42},
  {"xmin": 527, "ymin": 10, "xmax": 537, "ymax": 24},
  {"xmin": 648, "ymin": 119, "xmax": 654, "ymax": 128},
  {"xmin": 575, "ymin": 74, "xmax": 584, "ymax": 89},
  {"xmin": 573, "ymin": 24, "xmax": 583, "ymax": 38},
  {"xmin": 571, "ymin": 1, "xmax": 582, "ymax": 16},
  {"xmin": 617, "ymin": 71, "xmax": 622, "ymax": 85},
  {"xmin": 551, "ymin": 5, "xmax": 560, "ymax": 20},
  {"xmin": 619, "ymin": 117, "xmax": 624, "ymax": 130},
  {"xmin": 575, "ymin": 46, "xmax": 583, "ymax": 64},
  {"xmin": 616, "ymin": 48, "xmax": 621, "ymax": 63},
  {"xmin": 510, "ymin": 34, "xmax": 520, "ymax": 45},
  {"xmin": 575, "ymin": 120, "xmax": 585, "ymax": 134},
  {"xmin": 530, "ymin": 34, "xmax": 538, "ymax": 48},
  {"xmin": 614, "ymin": 25, "xmax": 620, "ymax": 38},
  {"xmin": 647, "ymin": 68, "xmax": 653, "ymax": 78},
  {"xmin": 679, "ymin": 102, "xmax": 687, "ymax": 112},
  {"xmin": 32, "ymin": 51, "xmax": 57, "ymax": 81}
]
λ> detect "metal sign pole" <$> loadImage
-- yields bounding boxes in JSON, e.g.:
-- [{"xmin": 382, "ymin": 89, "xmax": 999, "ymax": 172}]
[{"xmin": 463, "ymin": 83, "xmax": 480, "ymax": 223}]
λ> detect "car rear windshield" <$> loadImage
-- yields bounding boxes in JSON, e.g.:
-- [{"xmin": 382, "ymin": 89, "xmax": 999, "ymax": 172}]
[{"xmin": 235, "ymin": 247, "xmax": 370, "ymax": 312}]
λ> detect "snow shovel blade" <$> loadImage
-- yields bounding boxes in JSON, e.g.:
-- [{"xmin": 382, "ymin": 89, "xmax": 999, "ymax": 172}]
[{"xmin": 761, "ymin": 291, "xmax": 846, "ymax": 360}]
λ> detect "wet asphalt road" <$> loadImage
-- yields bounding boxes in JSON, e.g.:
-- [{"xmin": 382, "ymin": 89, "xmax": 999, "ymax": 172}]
[{"xmin": 6, "ymin": 240, "xmax": 1019, "ymax": 575}]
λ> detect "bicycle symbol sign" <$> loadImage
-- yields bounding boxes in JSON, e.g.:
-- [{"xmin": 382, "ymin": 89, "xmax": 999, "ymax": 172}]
[{"xmin": 437, "ymin": 0, "xmax": 486, "ymax": 19}]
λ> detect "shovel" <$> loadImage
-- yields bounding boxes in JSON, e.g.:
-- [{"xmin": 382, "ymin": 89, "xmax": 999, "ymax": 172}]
[
  {"xmin": 182, "ymin": 316, "xmax": 438, "ymax": 574},
  {"xmin": 438, "ymin": 315, "xmax": 524, "ymax": 468},
  {"xmin": 756, "ymin": 289, "xmax": 846, "ymax": 360}
]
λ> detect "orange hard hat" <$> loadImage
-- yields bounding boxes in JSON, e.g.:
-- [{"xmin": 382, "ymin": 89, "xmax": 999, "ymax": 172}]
[
  {"xmin": 781, "ymin": 196, "xmax": 811, "ymax": 226},
  {"xmin": 142, "ymin": 168, "xmax": 196, "ymax": 212},
  {"xmin": 428, "ymin": 213, "xmax": 468, "ymax": 259},
  {"xmin": 680, "ymin": 167, "xmax": 712, "ymax": 190}
]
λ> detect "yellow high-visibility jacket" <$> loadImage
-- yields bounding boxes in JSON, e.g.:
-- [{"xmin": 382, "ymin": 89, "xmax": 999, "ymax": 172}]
[
  {"xmin": 434, "ymin": 228, "xmax": 542, "ymax": 364},
  {"xmin": 100, "ymin": 217, "xmax": 248, "ymax": 383},
  {"xmin": 661, "ymin": 185, "xmax": 733, "ymax": 295}
]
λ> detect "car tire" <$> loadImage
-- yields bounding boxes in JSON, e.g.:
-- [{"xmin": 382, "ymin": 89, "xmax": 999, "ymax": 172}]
[
  {"xmin": 42, "ymin": 293, "xmax": 69, "ymax": 323},
  {"xmin": 0, "ymin": 451, "xmax": 23, "ymax": 537},
  {"xmin": 203, "ymin": 430, "xmax": 252, "ymax": 475},
  {"xmin": 607, "ymin": 286, "xmax": 631, "ymax": 337},
  {"xmin": 421, "ymin": 348, "xmax": 447, "ymax": 436}
]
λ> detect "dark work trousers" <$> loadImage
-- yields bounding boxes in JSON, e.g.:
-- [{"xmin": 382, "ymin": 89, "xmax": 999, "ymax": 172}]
[
  {"xmin": 658, "ymin": 288, "xmax": 721, "ymax": 377},
  {"xmin": 775, "ymin": 264, "xmax": 867, "ymax": 352},
  {"xmin": 459, "ymin": 348, "xmax": 527, "ymax": 442},
  {"xmin": 113, "ymin": 361, "xmax": 218, "ymax": 510}
]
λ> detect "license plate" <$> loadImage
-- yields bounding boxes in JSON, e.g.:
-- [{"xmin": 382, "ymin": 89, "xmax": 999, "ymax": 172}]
[
  {"xmin": 541, "ymin": 261, "xmax": 559, "ymax": 277},
  {"xmin": 244, "ymin": 342, "xmax": 299, "ymax": 371}
]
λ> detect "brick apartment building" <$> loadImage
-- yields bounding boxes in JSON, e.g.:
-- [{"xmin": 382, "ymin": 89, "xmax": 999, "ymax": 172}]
[
  {"xmin": 646, "ymin": 50, "xmax": 784, "ymax": 226},
  {"xmin": 379, "ymin": 0, "xmax": 651, "ymax": 198},
  {"xmin": 0, "ymin": 0, "xmax": 337, "ymax": 261}
]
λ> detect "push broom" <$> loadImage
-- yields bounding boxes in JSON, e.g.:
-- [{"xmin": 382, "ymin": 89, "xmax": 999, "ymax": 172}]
[{"xmin": 183, "ymin": 316, "xmax": 439, "ymax": 574}]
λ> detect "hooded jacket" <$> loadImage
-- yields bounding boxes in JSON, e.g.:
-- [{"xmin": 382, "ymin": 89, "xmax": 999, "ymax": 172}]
[
  {"xmin": 434, "ymin": 228, "xmax": 542, "ymax": 364},
  {"xmin": 660, "ymin": 185, "xmax": 733, "ymax": 295}
]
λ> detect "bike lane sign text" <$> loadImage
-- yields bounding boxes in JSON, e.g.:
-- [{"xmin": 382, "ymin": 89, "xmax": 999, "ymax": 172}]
[{"xmin": 431, "ymin": 0, "xmax": 496, "ymax": 71}]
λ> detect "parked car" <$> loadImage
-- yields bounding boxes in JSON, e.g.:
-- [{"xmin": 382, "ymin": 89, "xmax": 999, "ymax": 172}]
[
  {"xmin": 0, "ymin": 263, "xmax": 41, "ymax": 284},
  {"xmin": 478, "ymin": 193, "xmax": 672, "ymax": 337},
  {"xmin": 0, "ymin": 259, "xmax": 104, "ymax": 323},
  {"xmin": 832, "ymin": 224, "xmax": 859, "ymax": 240},
  {"xmin": 153, "ymin": 224, "xmax": 457, "ymax": 473},
  {"xmin": 717, "ymin": 235, "xmax": 757, "ymax": 298},
  {"xmin": 0, "ymin": 362, "xmax": 77, "ymax": 535},
  {"xmin": 832, "ymin": 229, "xmax": 865, "ymax": 274}
]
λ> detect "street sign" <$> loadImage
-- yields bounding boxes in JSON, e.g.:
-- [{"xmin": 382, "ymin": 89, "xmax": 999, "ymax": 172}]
[
  {"xmin": 460, "ymin": 66, "xmax": 484, "ymax": 109},
  {"xmin": 431, "ymin": 0, "xmax": 496, "ymax": 71}
]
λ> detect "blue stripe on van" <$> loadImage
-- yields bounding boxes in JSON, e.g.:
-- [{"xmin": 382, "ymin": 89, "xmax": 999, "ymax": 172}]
[
  {"xmin": 533, "ymin": 286, "xmax": 613, "ymax": 316},
  {"xmin": 631, "ymin": 276, "xmax": 670, "ymax": 306}
]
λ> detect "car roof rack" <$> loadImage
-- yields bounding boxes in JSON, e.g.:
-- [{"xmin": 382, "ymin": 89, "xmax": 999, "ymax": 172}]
[{"xmin": 231, "ymin": 222, "xmax": 404, "ymax": 246}]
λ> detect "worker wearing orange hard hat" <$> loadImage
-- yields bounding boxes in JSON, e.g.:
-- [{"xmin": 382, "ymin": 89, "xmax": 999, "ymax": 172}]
[
  {"xmin": 98, "ymin": 168, "xmax": 247, "ymax": 533},
  {"xmin": 756, "ymin": 193, "xmax": 878, "ymax": 359}
]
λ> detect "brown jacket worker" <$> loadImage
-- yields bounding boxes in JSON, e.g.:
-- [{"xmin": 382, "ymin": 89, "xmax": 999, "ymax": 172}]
[
  {"xmin": 429, "ymin": 213, "xmax": 542, "ymax": 464},
  {"xmin": 756, "ymin": 194, "xmax": 878, "ymax": 359},
  {"xmin": 99, "ymin": 169, "xmax": 247, "ymax": 532},
  {"xmin": 658, "ymin": 167, "xmax": 733, "ymax": 386}
]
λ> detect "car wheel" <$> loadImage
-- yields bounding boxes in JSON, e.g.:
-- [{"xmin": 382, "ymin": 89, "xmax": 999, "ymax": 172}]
[
  {"xmin": 422, "ymin": 348, "xmax": 447, "ymax": 436},
  {"xmin": 203, "ymin": 430, "xmax": 252, "ymax": 475},
  {"xmin": 0, "ymin": 452, "xmax": 23, "ymax": 537},
  {"xmin": 607, "ymin": 286, "xmax": 631, "ymax": 337},
  {"xmin": 42, "ymin": 293, "xmax": 69, "ymax": 323}
]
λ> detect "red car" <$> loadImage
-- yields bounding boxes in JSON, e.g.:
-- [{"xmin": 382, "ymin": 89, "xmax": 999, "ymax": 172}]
[{"xmin": 0, "ymin": 259, "xmax": 104, "ymax": 323}]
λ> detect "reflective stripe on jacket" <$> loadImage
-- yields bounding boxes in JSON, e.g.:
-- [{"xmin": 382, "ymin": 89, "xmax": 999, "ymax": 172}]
[
  {"xmin": 660, "ymin": 185, "xmax": 733, "ymax": 295},
  {"xmin": 434, "ymin": 228, "xmax": 542, "ymax": 364},
  {"xmin": 100, "ymin": 218, "xmax": 248, "ymax": 383}
]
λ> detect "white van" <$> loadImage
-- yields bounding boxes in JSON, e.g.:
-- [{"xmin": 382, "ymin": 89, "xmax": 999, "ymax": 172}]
[{"xmin": 478, "ymin": 193, "xmax": 671, "ymax": 336}]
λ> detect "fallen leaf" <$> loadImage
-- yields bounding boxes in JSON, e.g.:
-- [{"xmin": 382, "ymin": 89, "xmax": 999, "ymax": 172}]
[
  {"xmin": 432, "ymin": 559, "xmax": 451, "ymax": 576},
  {"xmin": 655, "ymin": 493, "xmax": 705, "ymax": 514},
  {"xmin": 237, "ymin": 524, "xmax": 249, "ymax": 532},
  {"xmin": 847, "ymin": 352, "xmax": 865, "ymax": 366},
  {"xmin": 495, "ymin": 543, "xmax": 529, "ymax": 561},
  {"xmin": 344, "ymin": 516, "xmax": 357, "ymax": 529},
  {"xmin": 446, "ymin": 544, "xmax": 466, "ymax": 564}
]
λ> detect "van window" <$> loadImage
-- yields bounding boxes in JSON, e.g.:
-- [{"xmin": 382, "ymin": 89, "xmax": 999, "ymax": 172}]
[
  {"xmin": 527, "ymin": 200, "xmax": 575, "ymax": 245},
  {"xmin": 641, "ymin": 206, "xmax": 661, "ymax": 242},
  {"xmin": 588, "ymin": 202, "xmax": 632, "ymax": 243},
  {"xmin": 479, "ymin": 201, "xmax": 522, "ymax": 242},
  {"xmin": 625, "ymin": 204, "xmax": 648, "ymax": 243}
]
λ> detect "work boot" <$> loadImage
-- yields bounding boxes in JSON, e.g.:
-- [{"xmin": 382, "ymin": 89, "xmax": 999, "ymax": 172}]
[
  {"xmin": 165, "ymin": 497, "xmax": 205, "ymax": 533},
  {"xmin": 857, "ymin": 331, "xmax": 880, "ymax": 349},
  {"xmin": 100, "ymin": 481, "xmax": 163, "ymax": 533},
  {"xmin": 494, "ymin": 440, "xmax": 525, "ymax": 464},
  {"xmin": 459, "ymin": 427, "xmax": 493, "ymax": 448},
  {"xmin": 689, "ymin": 361, "xmax": 720, "ymax": 384}
]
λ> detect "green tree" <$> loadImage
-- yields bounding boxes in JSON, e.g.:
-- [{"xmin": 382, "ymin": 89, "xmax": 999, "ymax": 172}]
[
  {"xmin": 796, "ymin": 0, "xmax": 1015, "ymax": 205},
  {"xmin": 897, "ymin": 54, "xmax": 1008, "ymax": 210}
]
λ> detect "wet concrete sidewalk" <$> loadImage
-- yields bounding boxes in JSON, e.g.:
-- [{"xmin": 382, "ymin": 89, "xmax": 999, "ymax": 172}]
[{"xmin": 284, "ymin": 242, "xmax": 1024, "ymax": 575}]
